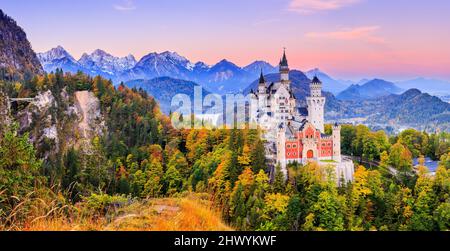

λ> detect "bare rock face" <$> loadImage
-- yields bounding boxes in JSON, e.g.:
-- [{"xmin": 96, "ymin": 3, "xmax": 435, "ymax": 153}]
[
  {"xmin": 74, "ymin": 90, "xmax": 106, "ymax": 141},
  {"xmin": 0, "ymin": 9, "xmax": 44, "ymax": 79},
  {"xmin": 14, "ymin": 89, "xmax": 107, "ymax": 159},
  {"xmin": 16, "ymin": 90, "xmax": 59, "ymax": 159},
  {"xmin": 0, "ymin": 91, "xmax": 12, "ymax": 133}
]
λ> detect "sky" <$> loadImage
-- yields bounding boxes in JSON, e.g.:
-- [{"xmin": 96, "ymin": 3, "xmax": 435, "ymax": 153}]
[{"xmin": 1, "ymin": 0, "xmax": 450, "ymax": 81}]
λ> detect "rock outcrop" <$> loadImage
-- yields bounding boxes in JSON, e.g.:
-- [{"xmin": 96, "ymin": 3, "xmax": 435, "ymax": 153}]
[{"xmin": 0, "ymin": 9, "xmax": 43, "ymax": 80}]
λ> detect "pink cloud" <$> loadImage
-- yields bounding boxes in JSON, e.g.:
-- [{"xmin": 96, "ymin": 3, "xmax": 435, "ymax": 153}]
[
  {"xmin": 305, "ymin": 26, "xmax": 386, "ymax": 44},
  {"xmin": 289, "ymin": 0, "xmax": 361, "ymax": 14}
]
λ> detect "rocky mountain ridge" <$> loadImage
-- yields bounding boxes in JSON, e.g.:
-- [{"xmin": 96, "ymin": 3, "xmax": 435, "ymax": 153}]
[{"xmin": 0, "ymin": 9, "xmax": 43, "ymax": 79}]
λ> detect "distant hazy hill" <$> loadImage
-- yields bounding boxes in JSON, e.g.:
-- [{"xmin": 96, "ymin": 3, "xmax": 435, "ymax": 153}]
[
  {"xmin": 125, "ymin": 77, "xmax": 211, "ymax": 114},
  {"xmin": 243, "ymin": 61, "xmax": 278, "ymax": 76},
  {"xmin": 305, "ymin": 68, "xmax": 349, "ymax": 95},
  {"xmin": 337, "ymin": 79, "xmax": 403, "ymax": 100},
  {"xmin": 396, "ymin": 77, "xmax": 450, "ymax": 95},
  {"xmin": 0, "ymin": 9, "xmax": 43, "ymax": 79},
  {"xmin": 329, "ymin": 89, "xmax": 450, "ymax": 132},
  {"xmin": 370, "ymin": 89, "xmax": 450, "ymax": 127}
]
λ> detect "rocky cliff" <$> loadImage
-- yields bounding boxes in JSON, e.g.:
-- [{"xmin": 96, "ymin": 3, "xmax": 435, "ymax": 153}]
[
  {"xmin": 0, "ymin": 9, "xmax": 43, "ymax": 80},
  {"xmin": 15, "ymin": 87, "xmax": 106, "ymax": 160}
]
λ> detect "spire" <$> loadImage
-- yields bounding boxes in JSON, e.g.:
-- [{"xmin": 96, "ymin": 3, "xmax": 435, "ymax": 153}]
[
  {"xmin": 312, "ymin": 76, "xmax": 322, "ymax": 84},
  {"xmin": 259, "ymin": 69, "xmax": 265, "ymax": 84},
  {"xmin": 280, "ymin": 48, "xmax": 288, "ymax": 67}
]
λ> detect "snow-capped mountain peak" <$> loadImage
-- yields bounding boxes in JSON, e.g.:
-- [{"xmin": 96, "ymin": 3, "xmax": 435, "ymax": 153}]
[
  {"xmin": 37, "ymin": 46, "xmax": 76, "ymax": 64},
  {"xmin": 78, "ymin": 49, "xmax": 137, "ymax": 73},
  {"xmin": 160, "ymin": 51, "xmax": 189, "ymax": 62},
  {"xmin": 135, "ymin": 51, "xmax": 194, "ymax": 73}
]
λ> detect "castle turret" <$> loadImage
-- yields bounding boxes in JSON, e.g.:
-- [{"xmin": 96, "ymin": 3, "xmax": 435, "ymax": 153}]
[
  {"xmin": 332, "ymin": 123, "xmax": 342, "ymax": 162},
  {"xmin": 279, "ymin": 49, "xmax": 290, "ymax": 85},
  {"xmin": 258, "ymin": 70, "xmax": 266, "ymax": 94},
  {"xmin": 306, "ymin": 76, "xmax": 326, "ymax": 133},
  {"xmin": 276, "ymin": 123, "xmax": 287, "ymax": 177}
]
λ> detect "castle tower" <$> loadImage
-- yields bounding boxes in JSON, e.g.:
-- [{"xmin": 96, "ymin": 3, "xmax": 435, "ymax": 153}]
[
  {"xmin": 279, "ymin": 49, "xmax": 290, "ymax": 86},
  {"xmin": 332, "ymin": 123, "xmax": 342, "ymax": 162},
  {"xmin": 258, "ymin": 70, "xmax": 266, "ymax": 94},
  {"xmin": 276, "ymin": 123, "xmax": 287, "ymax": 177},
  {"xmin": 306, "ymin": 76, "xmax": 326, "ymax": 133},
  {"xmin": 257, "ymin": 70, "xmax": 268, "ymax": 111}
]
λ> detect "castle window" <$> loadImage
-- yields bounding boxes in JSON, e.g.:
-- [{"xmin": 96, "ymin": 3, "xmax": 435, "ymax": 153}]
[{"xmin": 292, "ymin": 144, "xmax": 297, "ymax": 148}]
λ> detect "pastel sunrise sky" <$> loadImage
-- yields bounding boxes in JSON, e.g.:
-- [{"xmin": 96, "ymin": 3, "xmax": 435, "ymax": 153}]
[{"xmin": 1, "ymin": 0, "xmax": 449, "ymax": 81}]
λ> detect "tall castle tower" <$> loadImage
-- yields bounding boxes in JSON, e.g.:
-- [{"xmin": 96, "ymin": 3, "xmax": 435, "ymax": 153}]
[
  {"xmin": 306, "ymin": 76, "xmax": 326, "ymax": 133},
  {"xmin": 258, "ymin": 70, "xmax": 266, "ymax": 94},
  {"xmin": 257, "ymin": 70, "xmax": 268, "ymax": 111},
  {"xmin": 332, "ymin": 123, "xmax": 342, "ymax": 162},
  {"xmin": 279, "ymin": 49, "xmax": 290, "ymax": 88}
]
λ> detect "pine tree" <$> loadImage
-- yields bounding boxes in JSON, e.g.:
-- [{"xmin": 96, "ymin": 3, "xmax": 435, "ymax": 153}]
[
  {"xmin": 272, "ymin": 164, "xmax": 286, "ymax": 193},
  {"xmin": 229, "ymin": 183, "xmax": 247, "ymax": 227},
  {"xmin": 251, "ymin": 139, "xmax": 266, "ymax": 173}
]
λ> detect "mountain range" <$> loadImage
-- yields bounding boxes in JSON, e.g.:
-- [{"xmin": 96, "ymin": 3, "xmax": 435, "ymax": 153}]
[
  {"xmin": 330, "ymin": 89, "xmax": 450, "ymax": 132},
  {"xmin": 37, "ymin": 46, "xmax": 279, "ymax": 94},
  {"xmin": 37, "ymin": 46, "xmax": 137, "ymax": 80},
  {"xmin": 37, "ymin": 46, "xmax": 450, "ymax": 99},
  {"xmin": 336, "ymin": 79, "xmax": 404, "ymax": 100}
]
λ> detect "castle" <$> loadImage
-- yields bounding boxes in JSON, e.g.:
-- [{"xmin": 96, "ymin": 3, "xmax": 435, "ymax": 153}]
[{"xmin": 250, "ymin": 50, "xmax": 354, "ymax": 184}]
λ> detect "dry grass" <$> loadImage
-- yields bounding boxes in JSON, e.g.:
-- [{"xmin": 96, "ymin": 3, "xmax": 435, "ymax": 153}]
[
  {"xmin": 105, "ymin": 194, "xmax": 232, "ymax": 231},
  {"xmin": 3, "ymin": 193, "xmax": 232, "ymax": 231}
]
